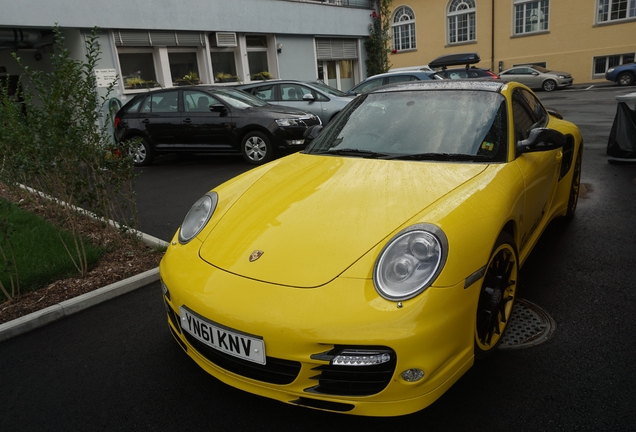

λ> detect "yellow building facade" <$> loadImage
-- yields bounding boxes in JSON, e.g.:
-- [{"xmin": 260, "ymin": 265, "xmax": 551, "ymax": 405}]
[{"xmin": 388, "ymin": 0, "xmax": 636, "ymax": 85}]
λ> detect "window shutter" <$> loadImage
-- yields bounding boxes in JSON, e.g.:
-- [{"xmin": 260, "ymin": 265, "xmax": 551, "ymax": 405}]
[
  {"xmin": 316, "ymin": 39, "xmax": 358, "ymax": 60},
  {"xmin": 114, "ymin": 30, "xmax": 204, "ymax": 47}
]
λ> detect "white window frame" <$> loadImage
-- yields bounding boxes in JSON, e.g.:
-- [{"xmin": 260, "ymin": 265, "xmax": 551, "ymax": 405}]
[
  {"xmin": 592, "ymin": 52, "xmax": 636, "ymax": 77},
  {"xmin": 514, "ymin": 0, "xmax": 550, "ymax": 35},
  {"xmin": 447, "ymin": 0, "xmax": 476, "ymax": 44},
  {"xmin": 392, "ymin": 6, "xmax": 416, "ymax": 52},
  {"xmin": 597, "ymin": 0, "xmax": 636, "ymax": 23}
]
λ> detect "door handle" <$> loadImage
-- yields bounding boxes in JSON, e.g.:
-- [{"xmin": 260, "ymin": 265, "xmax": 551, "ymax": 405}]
[
  {"xmin": 142, "ymin": 119, "xmax": 150, "ymax": 124},
  {"xmin": 183, "ymin": 118, "xmax": 192, "ymax": 124}
]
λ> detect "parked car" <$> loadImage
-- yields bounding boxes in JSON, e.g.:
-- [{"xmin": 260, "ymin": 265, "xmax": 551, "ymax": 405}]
[
  {"xmin": 237, "ymin": 80, "xmax": 354, "ymax": 124},
  {"xmin": 114, "ymin": 86, "xmax": 321, "ymax": 166},
  {"xmin": 605, "ymin": 62, "xmax": 636, "ymax": 86},
  {"xmin": 159, "ymin": 79, "xmax": 583, "ymax": 416},
  {"xmin": 345, "ymin": 70, "xmax": 439, "ymax": 96},
  {"xmin": 498, "ymin": 65, "xmax": 573, "ymax": 91},
  {"xmin": 389, "ymin": 65, "xmax": 434, "ymax": 72}
]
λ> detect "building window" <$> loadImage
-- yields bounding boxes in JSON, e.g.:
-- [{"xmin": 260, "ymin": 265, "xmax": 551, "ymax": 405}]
[
  {"xmin": 169, "ymin": 52, "xmax": 199, "ymax": 85},
  {"xmin": 448, "ymin": 0, "xmax": 476, "ymax": 44},
  {"xmin": 514, "ymin": 1, "xmax": 549, "ymax": 35},
  {"xmin": 246, "ymin": 35, "xmax": 270, "ymax": 80},
  {"xmin": 211, "ymin": 51, "xmax": 238, "ymax": 82},
  {"xmin": 593, "ymin": 53, "xmax": 635, "ymax": 76},
  {"xmin": 118, "ymin": 51, "xmax": 157, "ymax": 89},
  {"xmin": 598, "ymin": 0, "xmax": 636, "ymax": 22},
  {"xmin": 392, "ymin": 6, "xmax": 416, "ymax": 51}
]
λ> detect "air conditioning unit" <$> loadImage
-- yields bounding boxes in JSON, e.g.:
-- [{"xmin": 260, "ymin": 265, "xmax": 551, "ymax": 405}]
[{"xmin": 216, "ymin": 32, "xmax": 237, "ymax": 47}]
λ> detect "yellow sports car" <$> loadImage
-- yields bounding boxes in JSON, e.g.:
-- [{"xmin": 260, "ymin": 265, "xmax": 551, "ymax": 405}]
[{"xmin": 160, "ymin": 80, "xmax": 583, "ymax": 416}]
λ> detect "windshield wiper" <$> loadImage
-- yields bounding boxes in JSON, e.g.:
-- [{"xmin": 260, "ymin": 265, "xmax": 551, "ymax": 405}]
[
  {"xmin": 314, "ymin": 148, "xmax": 390, "ymax": 159},
  {"xmin": 382, "ymin": 152, "xmax": 493, "ymax": 162}
]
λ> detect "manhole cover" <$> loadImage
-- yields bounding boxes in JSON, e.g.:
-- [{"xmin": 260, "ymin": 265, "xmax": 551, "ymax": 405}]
[{"xmin": 499, "ymin": 299, "xmax": 556, "ymax": 349}]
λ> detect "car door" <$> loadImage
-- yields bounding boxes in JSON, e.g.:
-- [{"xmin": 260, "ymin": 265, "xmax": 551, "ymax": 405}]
[
  {"xmin": 182, "ymin": 90, "xmax": 234, "ymax": 150},
  {"xmin": 139, "ymin": 90, "xmax": 183, "ymax": 147},
  {"xmin": 512, "ymin": 88, "xmax": 562, "ymax": 248},
  {"xmin": 275, "ymin": 83, "xmax": 324, "ymax": 120}
]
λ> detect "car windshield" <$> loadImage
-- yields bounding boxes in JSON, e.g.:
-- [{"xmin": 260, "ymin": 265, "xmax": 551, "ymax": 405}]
[
  {"xmin": 307, "ymin": 81, "xmax": 348, "ymax": 97},
  {"xmin": 305, "ymin": 89, "xmax": 508, "ymax": 162},
  {"xmin": 213, "ymin": 88, "xmax": 269, "ymax": 108}
]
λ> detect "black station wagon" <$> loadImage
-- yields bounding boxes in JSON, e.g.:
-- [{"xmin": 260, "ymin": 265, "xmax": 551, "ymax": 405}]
[{"xmin": 114, "ymin": 86, "xmax": 321, "ymax": 166}]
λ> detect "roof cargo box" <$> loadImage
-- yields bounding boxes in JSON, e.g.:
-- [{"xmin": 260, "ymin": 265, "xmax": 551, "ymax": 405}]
[{"xmin": 428, "ymin": 53, "xmax": 480, "ymax": 69}]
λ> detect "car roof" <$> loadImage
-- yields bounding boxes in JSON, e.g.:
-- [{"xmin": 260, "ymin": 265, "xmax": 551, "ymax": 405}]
[
  {"xmin": 364, "ymin": 70, "xmax": 436, "ymax": 79},
  {"xmin": 370, "ymin": 79, "xmax": 506, "ymax": 94}
]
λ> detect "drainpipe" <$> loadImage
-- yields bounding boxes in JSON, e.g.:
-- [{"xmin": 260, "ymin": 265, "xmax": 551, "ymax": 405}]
[{"xmin": 491, "ymin": 0, "xmax": 495, "ymax": 72}]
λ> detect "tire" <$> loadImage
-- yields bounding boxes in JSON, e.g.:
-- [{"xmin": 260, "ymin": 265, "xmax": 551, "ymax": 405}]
[
  {"xmin": 475, "ymin": 232, "xmax": 518, "ymax": 359},
  {"xmin": 564, "ymin": 149, "xmax": 582, "ymax": 220},
  {"xmin": 241, "ymin": 131, "xmax": 273, "ymax": 165},
  {"xmin": 617, "ymin": 72, "xmax": 634, "ymax": 86},
  {"xmin": 542, "ymin": 79, "xmax": 557, "ymax": 92},
  {"xmin": 130, "ymin": 138, "xmax": 154, "ymax": 167}
]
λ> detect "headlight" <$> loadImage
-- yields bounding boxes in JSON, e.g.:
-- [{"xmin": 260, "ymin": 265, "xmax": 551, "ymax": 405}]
[
  {"xmin": 607, "ymin": 68, "xmax": 615, "ymax": 73},
  {"xmin": 557, "ymin": 75, "xmax": 566, "ymax": 79},
  {"xmin": 276, "ymin": 118, "xmax": 302, "ymax": 127},
  {"xmin": 373, "ymin": 224, "xmax": 448, "ymax": 301},
  {"xmin": 178, "ymin": 192, "xmax": 218, "ymax": 244}
]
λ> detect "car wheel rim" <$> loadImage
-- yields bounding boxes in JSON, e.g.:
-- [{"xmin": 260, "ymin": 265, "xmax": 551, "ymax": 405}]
[
  {"xmin": 619, "ymin": 75, "xmax": 632, "ymax": 86},
  {"xmin": 245, "ymin": 136, "xmax": 267, "ymax": 162},
  {"xmin": 475, "ymin": 243, "xmax": 517, "ymax": 351},
  {"xmin": 130, "ymin": 142, "xmax": 146, "ymax": 164},
  {"xmin": 544, "ymin": 81, "xmax": 556, "ymax": 91}
]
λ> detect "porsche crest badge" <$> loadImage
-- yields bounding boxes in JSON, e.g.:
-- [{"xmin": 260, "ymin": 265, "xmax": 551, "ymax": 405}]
[{"xmin": 249, "ymin": 250, "xmax": 264, "ymax": 262}]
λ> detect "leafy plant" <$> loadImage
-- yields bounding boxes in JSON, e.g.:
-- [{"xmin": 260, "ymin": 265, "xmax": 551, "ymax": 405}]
[
  {"xmin": 0, "ymin": 26, "xmax": 139, "ymax": 281},
  {"xmin": 364, "ymin": 0, "xmax": 393, "ymax": 77},
  {"xmin": 250, "ymin": 71, "xmax": 272, "ymax": 81}
]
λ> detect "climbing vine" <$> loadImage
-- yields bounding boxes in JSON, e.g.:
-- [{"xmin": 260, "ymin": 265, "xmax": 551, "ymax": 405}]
[{"xmin": 364, "ymin": 0, "xmax": 393, "ymax": 77}]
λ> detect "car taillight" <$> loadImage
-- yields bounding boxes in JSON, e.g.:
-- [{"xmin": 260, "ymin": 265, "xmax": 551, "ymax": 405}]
[
  {"xmin": 114, "ymin": 116, "xmax": 121, "ymax": 128},
  {"xmin": 486, "ymin": 70, "xmax": 498, "ymax": 78}
]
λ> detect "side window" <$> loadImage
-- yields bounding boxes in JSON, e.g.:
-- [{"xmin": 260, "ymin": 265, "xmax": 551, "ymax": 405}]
[
  {"xmin": 281, "ymin": 84, "xmax": 309, "ymax": 101},
  {"xmin": 140, "ymin": 91, "xmax": 179, "ymax": 113},
  {"xmin": 183, "ymin": 91, "xmax": 220, "ymax": 112},
  {"xmin": 387, "ymin": 75, "xmax": 419, "ymax": 84},
  {"xmin": 512, "ymin": 89, "xmax": 545, "ymax": 143},
  {"xmin": 250, "ymin": 85, "xmax": 275, "ymax": 101}
]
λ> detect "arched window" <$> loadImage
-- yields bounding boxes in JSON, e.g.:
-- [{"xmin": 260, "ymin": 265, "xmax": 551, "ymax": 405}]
[
  {"xmin": 392, "ymin": 6, "xmax": 416, "ymax": 51},
  {"xmin": 447, "ymin": 0, "xmax": 476, "ymax": 44}
]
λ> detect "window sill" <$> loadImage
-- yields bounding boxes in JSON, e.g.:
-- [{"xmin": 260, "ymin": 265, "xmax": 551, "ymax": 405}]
[
  {"xmin": 445, "ymin": 40, "xmax": 477, "ymax": 48},
  {"xmin": 510, "ymin": 30, "xmax": 550, "ymax": 39},
  {"xmin": 594, "ymin": 16, "xmax": 636, "ymax": 27}
]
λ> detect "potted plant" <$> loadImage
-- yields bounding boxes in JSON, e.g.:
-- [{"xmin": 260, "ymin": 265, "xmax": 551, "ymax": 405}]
[
  {"xmin": 215, "ymin": 72, "xmax": 239, "ymax": 83},
  {"xmin": 175, "ymin": 71, "xmax": 201, "ymax": 86},
  {"xmin": 250, "ymin": 71, "xmax": 272, "ymax": 81},
  {"xmin": 125, "ymin": 77, "xmax": 157, "ymax": 89}
]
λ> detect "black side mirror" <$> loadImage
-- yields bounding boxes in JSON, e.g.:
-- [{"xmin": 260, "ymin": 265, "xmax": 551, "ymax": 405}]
[
  {"xmin": 303, "ymin": 125, "xmax": 323, "ymax": 143},
  {"xmin": 517, "ymin": 128, "xmax": 566, "ymax": 155},
  {"xmin": 211, "ymin": 104, "xmax": 228, "ymax": 116}
]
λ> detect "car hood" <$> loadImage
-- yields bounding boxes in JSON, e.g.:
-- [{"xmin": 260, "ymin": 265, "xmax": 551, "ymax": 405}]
[
  {"xmin": 545, "ymin": 70, "xmax": 571, "ymax": 77},
  {"xmin": 249, "ymin": 104, "xmax": 315, "ymax": 118},
  {"xmin": 199, "ymin": 153, "xmax": 488, "ymax": 287}
]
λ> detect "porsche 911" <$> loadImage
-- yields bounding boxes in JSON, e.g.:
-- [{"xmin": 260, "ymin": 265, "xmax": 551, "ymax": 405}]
[{"xmin": 159, "ymin": 80, "xmax": 583, "ymax": 416}]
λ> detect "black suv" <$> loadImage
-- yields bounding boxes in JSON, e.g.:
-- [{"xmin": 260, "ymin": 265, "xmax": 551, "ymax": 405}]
[{"xmin": 114, "ymin": 86, "xmax": 321, "ymax": 166}]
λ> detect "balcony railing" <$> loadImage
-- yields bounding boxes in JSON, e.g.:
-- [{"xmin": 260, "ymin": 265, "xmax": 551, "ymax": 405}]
[{"xmin": 284, "ymin": 0, "xmax": 375, "ymax": 9}]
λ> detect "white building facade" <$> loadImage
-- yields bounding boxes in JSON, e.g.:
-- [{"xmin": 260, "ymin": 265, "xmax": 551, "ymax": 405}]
[{"xmin": 0, "ymin": 0, "xmax": 374, "ymax": 105}]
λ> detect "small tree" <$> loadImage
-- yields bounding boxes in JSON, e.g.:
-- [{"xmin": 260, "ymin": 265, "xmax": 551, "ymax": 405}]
[
  {"xmin": 0, "ymin": 26, "xmax": 138, "ymax": 276},
  {"xmin": 364, "ymin": 0, "xmax": 393, "ymax": 77}
]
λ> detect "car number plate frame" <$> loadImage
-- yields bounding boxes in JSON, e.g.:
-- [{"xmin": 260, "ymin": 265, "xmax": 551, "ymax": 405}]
[{"xmin": 180, "ymin": 306, "xmax": 266, "ymax": 365}]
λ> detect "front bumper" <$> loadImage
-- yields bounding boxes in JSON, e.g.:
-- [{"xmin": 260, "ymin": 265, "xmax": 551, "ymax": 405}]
[{"xmin": 159, "ymin": 239, "xmax": 478, "ymax": 416}]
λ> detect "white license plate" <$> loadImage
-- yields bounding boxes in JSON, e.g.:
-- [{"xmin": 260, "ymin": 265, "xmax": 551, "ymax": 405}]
[{"xmin": 180, "ymin": 306, "xmax": 266, "ymax": 365}]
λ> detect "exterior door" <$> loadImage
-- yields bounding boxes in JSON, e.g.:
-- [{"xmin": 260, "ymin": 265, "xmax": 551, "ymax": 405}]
[
  {"xmin": 139, "ymin": 90, "xmax": 183, "ymax": 147},
  {"xmin": 182, "ymin": 90, "xmax": 234, "ymax": 149}
]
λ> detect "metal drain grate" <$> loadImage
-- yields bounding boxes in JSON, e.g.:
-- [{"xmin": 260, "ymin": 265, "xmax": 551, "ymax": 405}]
[{"xmin": 499, "ymin": 299, "xmax": 556, "ymax": 349}]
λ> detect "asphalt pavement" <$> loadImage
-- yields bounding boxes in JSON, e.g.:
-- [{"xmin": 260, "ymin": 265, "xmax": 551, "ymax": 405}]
[{"xmin": 1, "ymin": 83, "xmax": 635, "ymax": 431}]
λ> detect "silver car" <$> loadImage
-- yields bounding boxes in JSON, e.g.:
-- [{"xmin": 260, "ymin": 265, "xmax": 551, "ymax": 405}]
[
  {"xmin": 238, "ymin": 80, "xmax": 354, "ymax": 124},
  {"xmin": 498, "ymin": 65, "xmax": 573, "ymax": 92}
]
